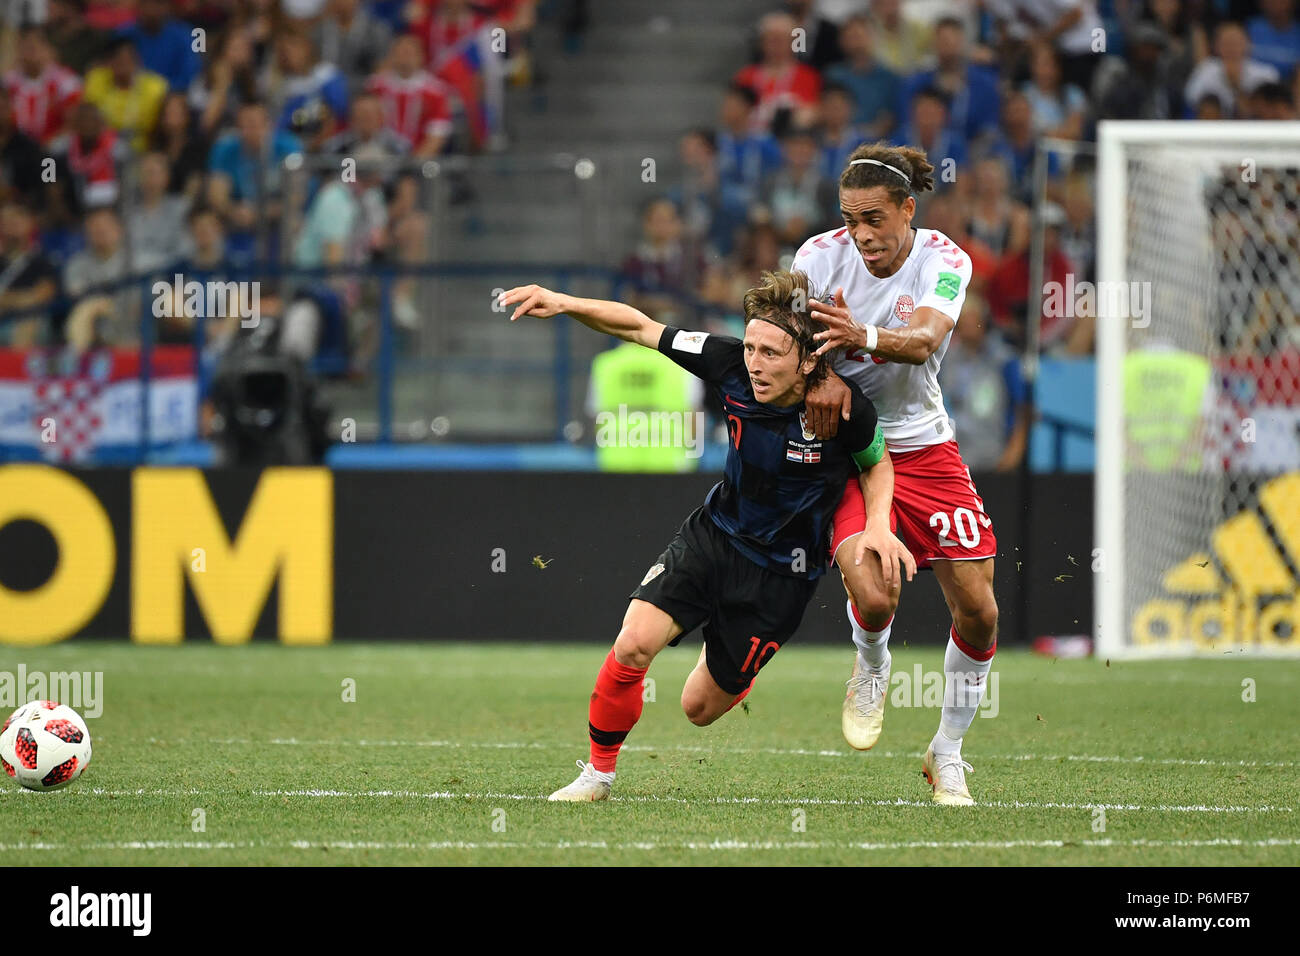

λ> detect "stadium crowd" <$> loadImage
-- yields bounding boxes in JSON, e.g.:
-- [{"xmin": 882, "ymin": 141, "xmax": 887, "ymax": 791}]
[
  {"xmin": 0, "ymin": 0, "xmax": 542, "ymax": 352},
  {"xmin": 0, "ymin": 1, "xmax": 1293, "ymax": 467},
  {"xmin": 616, "ymin": 0, "xmax": 1298, "ymax": 468}
]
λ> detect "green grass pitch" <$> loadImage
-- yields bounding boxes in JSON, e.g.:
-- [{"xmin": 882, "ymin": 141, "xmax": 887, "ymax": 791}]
[{"xmin": 1, "ymin": 642, "xmax": 1297, "ymax": 866}]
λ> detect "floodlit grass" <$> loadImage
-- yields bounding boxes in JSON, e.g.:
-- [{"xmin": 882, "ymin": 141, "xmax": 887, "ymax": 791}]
[{"xmin": 0, "ymin": 643, "xmax": 1296, "ymax": 865}]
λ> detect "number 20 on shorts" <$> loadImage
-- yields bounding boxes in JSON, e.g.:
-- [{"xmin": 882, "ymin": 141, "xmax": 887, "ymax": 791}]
[{"xmin": 929, "ymin": 508, "xmax": 982, "ymax": 548}]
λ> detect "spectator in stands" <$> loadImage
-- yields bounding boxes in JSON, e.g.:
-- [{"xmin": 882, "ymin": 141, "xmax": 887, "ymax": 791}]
[
  {"xmin": 782, "ymin": 0, "xmax": 842, "ymax": 72},
  {"xmin": 733, "ymin": 11, "xmax": 822, "ymax": 134},
  {"xmin": 823, "ymin": 15, "xmax": 898, "ymax": 138},
  {"xmin": 1195, "ymin": 92, "xmax": 1225, "ymax": 119},
  {"xmin": 760, "ymin": 123, "xmax": 836, "ymax": 247},
  {"xmin": 315, "ymin": 0, "xmax": 394, "ymax": 96},
  {"xmin": 46, "ymin": 0, "xmax": 107, "ymax": 73},
  {"xmin": 1022, "ymin": 44, "xmax": 1087, "ymax": 140},
  {"xmin": 816, "ymin": 83, "xmax": 866, "ymax": 183},
  {"xmin": 122, "ymin": 0, "xmax": 203, "ymax": 92},
  {"xmin": 5, "ymin": 25, "xmax": 82, "ymax": 146},
  {"xmin": 63, "ymin": 205, "xmax": 138, "ymax": 345},
  {"xmin": 53, "ymin": 101, "xmax": 127, "ymax": 210},
  {"xmin": 1247, "ymin": 0, "xmax": 1300, "ymax": 81},
  {"xmin": 963, "ymin": 156, "xmax": 1029, "ymax": 259},
  {"xmin": 700, "ymin": 220, "xmax": 782, "ymax": 336},
  {"xmin": 189, "ymin": 25, "xmax": 262, "ymax": 138},
  {"xmin": 894, "ymin": 87, "xmax": 968, "ymax": 177},
  {"xmin": 984, "ymin": 90, "xmax": 1057, "ymax": 202},
  {"xmin": 937, "ymin": 293, "xmax": 1028, "ymax": 472},
  {"xmin": 0, "ymin": 88, "xmax": 46, "ymax": 205},
  {"xmin": 126, "ymin": 151, "xmax": 189, "ymax": 272},
  {"xmin": 0, "ymin": 201, "xmax": 60, "ymax": 347},
  {"xmin": 323, "ymin": 92, "xmax": 410, "ymax": 164},
  {"xmin": 919, "ymin": 189, "xmax": 997, "ymax": 294},
  {"xmin": 64, "ymin": 206, "xmax": 127, "ymax": 294},
  {"xmin": 365, "ymin": 33, "xmax": 453, "ymax": 157},
  {"xmin": 1060, "ymin": 168, "xmax": 1096, "ymax": 284},
  {"xmin": 1184, "ymin": 21, "xmax": 1281, "ymax": 118},
  {"xmin": 206, "ymin": 99, "xmax": 301, "ymax": 244},
  {"xmin": 268, "ymin": 31, "xmax": 348, "ymax": 152},
  {"xmin": 900, "ymin": 16, "xmax": 1001, "ymax": 145},
  {"xmin": 1092, "ymin": 20, "xmax": 1181, "ymax": 120},
  {"xmin": 83, "ymin": 35, "xmax": 169, "ymax": 153},
  {"xmin": 149, "ymin": 91, "xmax": 208, "ymax": 203},
  {"xmin": 715, "ymin": 83, "xmax": 782, "ymax": 206},
  {"xmin": 407, "ymin": 0, "xmax": 498, "ymax": 150},
  {"xmin": 987, "ymin": 0, "xmax": 1105, "ymax": 93},
  {"xmin": 671, "ymin": 128, "xmax": 744, "ymax": 258},
  {"xmin": 1251, "ymin": 80, "xmax": 1298, "ymax": 119},
  {"xmin": 870, "ymin": 0, "xmax": 932, "ymax": 73},
  {"xmin": 1136, "ymin": 0, "xmax": 1208, "ymax": 99},
  {"xmin": 620, "ymin": 197, "xmax": 707, "ymax": 324},
  {"xmin": 179, "ymin": 205, "xmax": 231, "ymax": 272},
  {"xmin": 987, "ymin": 202, "xmax": 1091, "ymax": 354},
  {"xmin": 293, "ymin": 149, "xmax": 388, "ymax": 269}
]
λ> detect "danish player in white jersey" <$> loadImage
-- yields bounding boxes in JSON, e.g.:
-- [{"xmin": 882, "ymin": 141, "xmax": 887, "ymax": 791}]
[{"xmin": 796, "ymin": 142, "xmax": 998, "ymax": 805}]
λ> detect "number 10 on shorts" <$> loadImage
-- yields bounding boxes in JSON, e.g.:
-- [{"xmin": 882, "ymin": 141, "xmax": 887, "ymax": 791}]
[{"xmin": 741, "ymin": 637, "xmax": 780, "ymax": 674}]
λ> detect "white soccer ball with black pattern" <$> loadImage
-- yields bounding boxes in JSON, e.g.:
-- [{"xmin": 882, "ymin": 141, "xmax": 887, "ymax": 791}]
[{"xmin": 0, "ymin": 701, "xmax": 92, "ymax": 791}]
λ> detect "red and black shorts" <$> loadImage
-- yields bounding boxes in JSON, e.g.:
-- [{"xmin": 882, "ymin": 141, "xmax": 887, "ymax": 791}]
[{"xmin": 630, "ymin": 507, "xmax": 817, "ymax": 695}]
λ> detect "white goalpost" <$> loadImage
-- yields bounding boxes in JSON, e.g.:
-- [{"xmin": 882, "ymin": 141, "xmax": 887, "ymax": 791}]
[{"xmin": 1095, "ymin": 121, "xmax": 1300, "ymax": 659}]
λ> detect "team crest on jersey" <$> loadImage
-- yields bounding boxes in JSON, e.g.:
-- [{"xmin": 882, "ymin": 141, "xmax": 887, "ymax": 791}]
[
  {"xmin": 641, "ymin": 563, "xmax": 665, "ymax": 586},
  {"xmin": 798, "ymin": 411, "xmax": 816, "ymax": 441},
  {"xmin": 894, "ymin": 295, "xmax": 914, "ymax": 324}
]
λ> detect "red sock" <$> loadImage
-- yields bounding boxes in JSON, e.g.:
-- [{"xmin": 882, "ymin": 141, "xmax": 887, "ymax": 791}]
[
  {"xmin": 724, "ymin": 681, "xmax": 754, "ymax": 713},
  {"xmin": 588, "ymin": 648, "xmax": 647, "ymax": 773}
]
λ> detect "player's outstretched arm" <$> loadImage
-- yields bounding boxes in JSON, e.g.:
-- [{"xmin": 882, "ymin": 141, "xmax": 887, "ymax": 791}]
[
  {"xmin": 854, "ymin": 450, "xmax": 916, "ymax": 590},
  {"xmin": 499, "ymin": 284, "xmax": 666, "ymax": 349}
]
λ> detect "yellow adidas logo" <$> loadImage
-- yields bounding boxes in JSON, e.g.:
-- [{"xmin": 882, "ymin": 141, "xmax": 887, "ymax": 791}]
[{"xmin": 1133, "ymin": 472, "xmax": 1300, "ymax": 648}]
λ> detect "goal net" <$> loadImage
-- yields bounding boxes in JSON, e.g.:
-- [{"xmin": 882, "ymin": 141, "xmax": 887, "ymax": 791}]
[{"xmin": 1095, "ymin": 122, "xmax": 1300, "ymax": 659}]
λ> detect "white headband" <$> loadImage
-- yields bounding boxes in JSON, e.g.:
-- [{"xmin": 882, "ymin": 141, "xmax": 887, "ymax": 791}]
[{"xmin": 849, "ymin": 158, "xmax": 910, "ymax": 184}]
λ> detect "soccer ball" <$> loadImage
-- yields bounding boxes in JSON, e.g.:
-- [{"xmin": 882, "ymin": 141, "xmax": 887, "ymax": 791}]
[{"xmin": 0, "ymin": 701, "xmax": 92, "ymax": 791}]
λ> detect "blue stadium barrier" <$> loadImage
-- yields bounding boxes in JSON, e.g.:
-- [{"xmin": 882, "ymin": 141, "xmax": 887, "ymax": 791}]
[{"xmin": 1030, "ymin": 357, "xmax": 1097, "ymax": 472}]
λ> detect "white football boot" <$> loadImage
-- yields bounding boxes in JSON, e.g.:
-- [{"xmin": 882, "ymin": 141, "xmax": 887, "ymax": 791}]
[
  {"xmin": 922, "ymin": 747, "xmax": 975, "ymax": 806},
  {"xmin": 842, "ymin": 652, "xmax": 890, "ymax": 750},
  {"xmin": 548, "ymin": 759, "xmax": 615, "ymax": 802}
]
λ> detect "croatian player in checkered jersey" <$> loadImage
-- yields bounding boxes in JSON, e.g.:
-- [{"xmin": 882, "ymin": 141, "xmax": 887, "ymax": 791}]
[
  {"xmin": 796, "ymin": 142, "xmax": 997, "ymax": 806},
  {"xmin": 499, "ymin": 271, "xmax": 915, "ymax": 802}
]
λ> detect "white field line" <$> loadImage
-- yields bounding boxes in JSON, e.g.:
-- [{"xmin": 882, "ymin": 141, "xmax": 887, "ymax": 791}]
[
  {"xmin": 0, "ymin": 786, "xmax": 1287, "ymax": 814},
  {"xmin": 152, "ymin": 737, "xmax": 1300, "ymax": 770},
  {"xmin": 249, "ymin": 789, "xmax": 1293, "ymax": 813},
  {"xmin": 0, "ymin": 837, "xmax": 1296, "ymax": 853}
]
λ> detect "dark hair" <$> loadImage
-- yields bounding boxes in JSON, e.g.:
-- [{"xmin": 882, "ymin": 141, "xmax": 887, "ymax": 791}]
[
  {"xmin": 1254, "ymin": 81, "xmax": 1294, "ymax": 107},
  {"xmin": 187, "ymin": 204, "xmax": 221, "ymax": 224},
  {"xmin": 934, "ymin": 16, "xmax": 965, "ymax": 34},
  {"xmin": 912, "ymin": 85, "xmax": 951, "ymax": 111},
  {"xmin": 103, "ymin": 35, "xmax": 136, "ymax": 58},
  {"xmin": 839, "ymin": 140, "xmax": 935, "ymax": 203},
  {"xmin": 821, "ymin": 81, "xmax": 854, "ymax": 100},
  {"xmin": 684, "ymin": 127, "xmax": 717, "ymax": 152},
  {"xmin": 726, "ymin": 83, "xmax": 759, "ymax": 109},
  {"xmin": 742, "ymin": 269, "xmax": 828, "ymax": 388},
  {"xmin": 779, "ymin": 122, "xmax": 818, "ymax": 143}
]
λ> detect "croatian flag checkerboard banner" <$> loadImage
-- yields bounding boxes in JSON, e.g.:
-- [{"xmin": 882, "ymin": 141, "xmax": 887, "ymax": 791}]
[{"xmin": 0, "ymin": 347, "xmax": 198, "ymax": 462}]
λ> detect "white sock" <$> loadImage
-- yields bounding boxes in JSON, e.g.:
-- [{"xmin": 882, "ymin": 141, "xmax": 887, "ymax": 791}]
[
  {"xmin": 848, "ymin": 598, "xmax": 892, "ymax": 672},
  {"xmin": 930, "ymin": 630, "xmax": 994, "ymax": 756}
]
